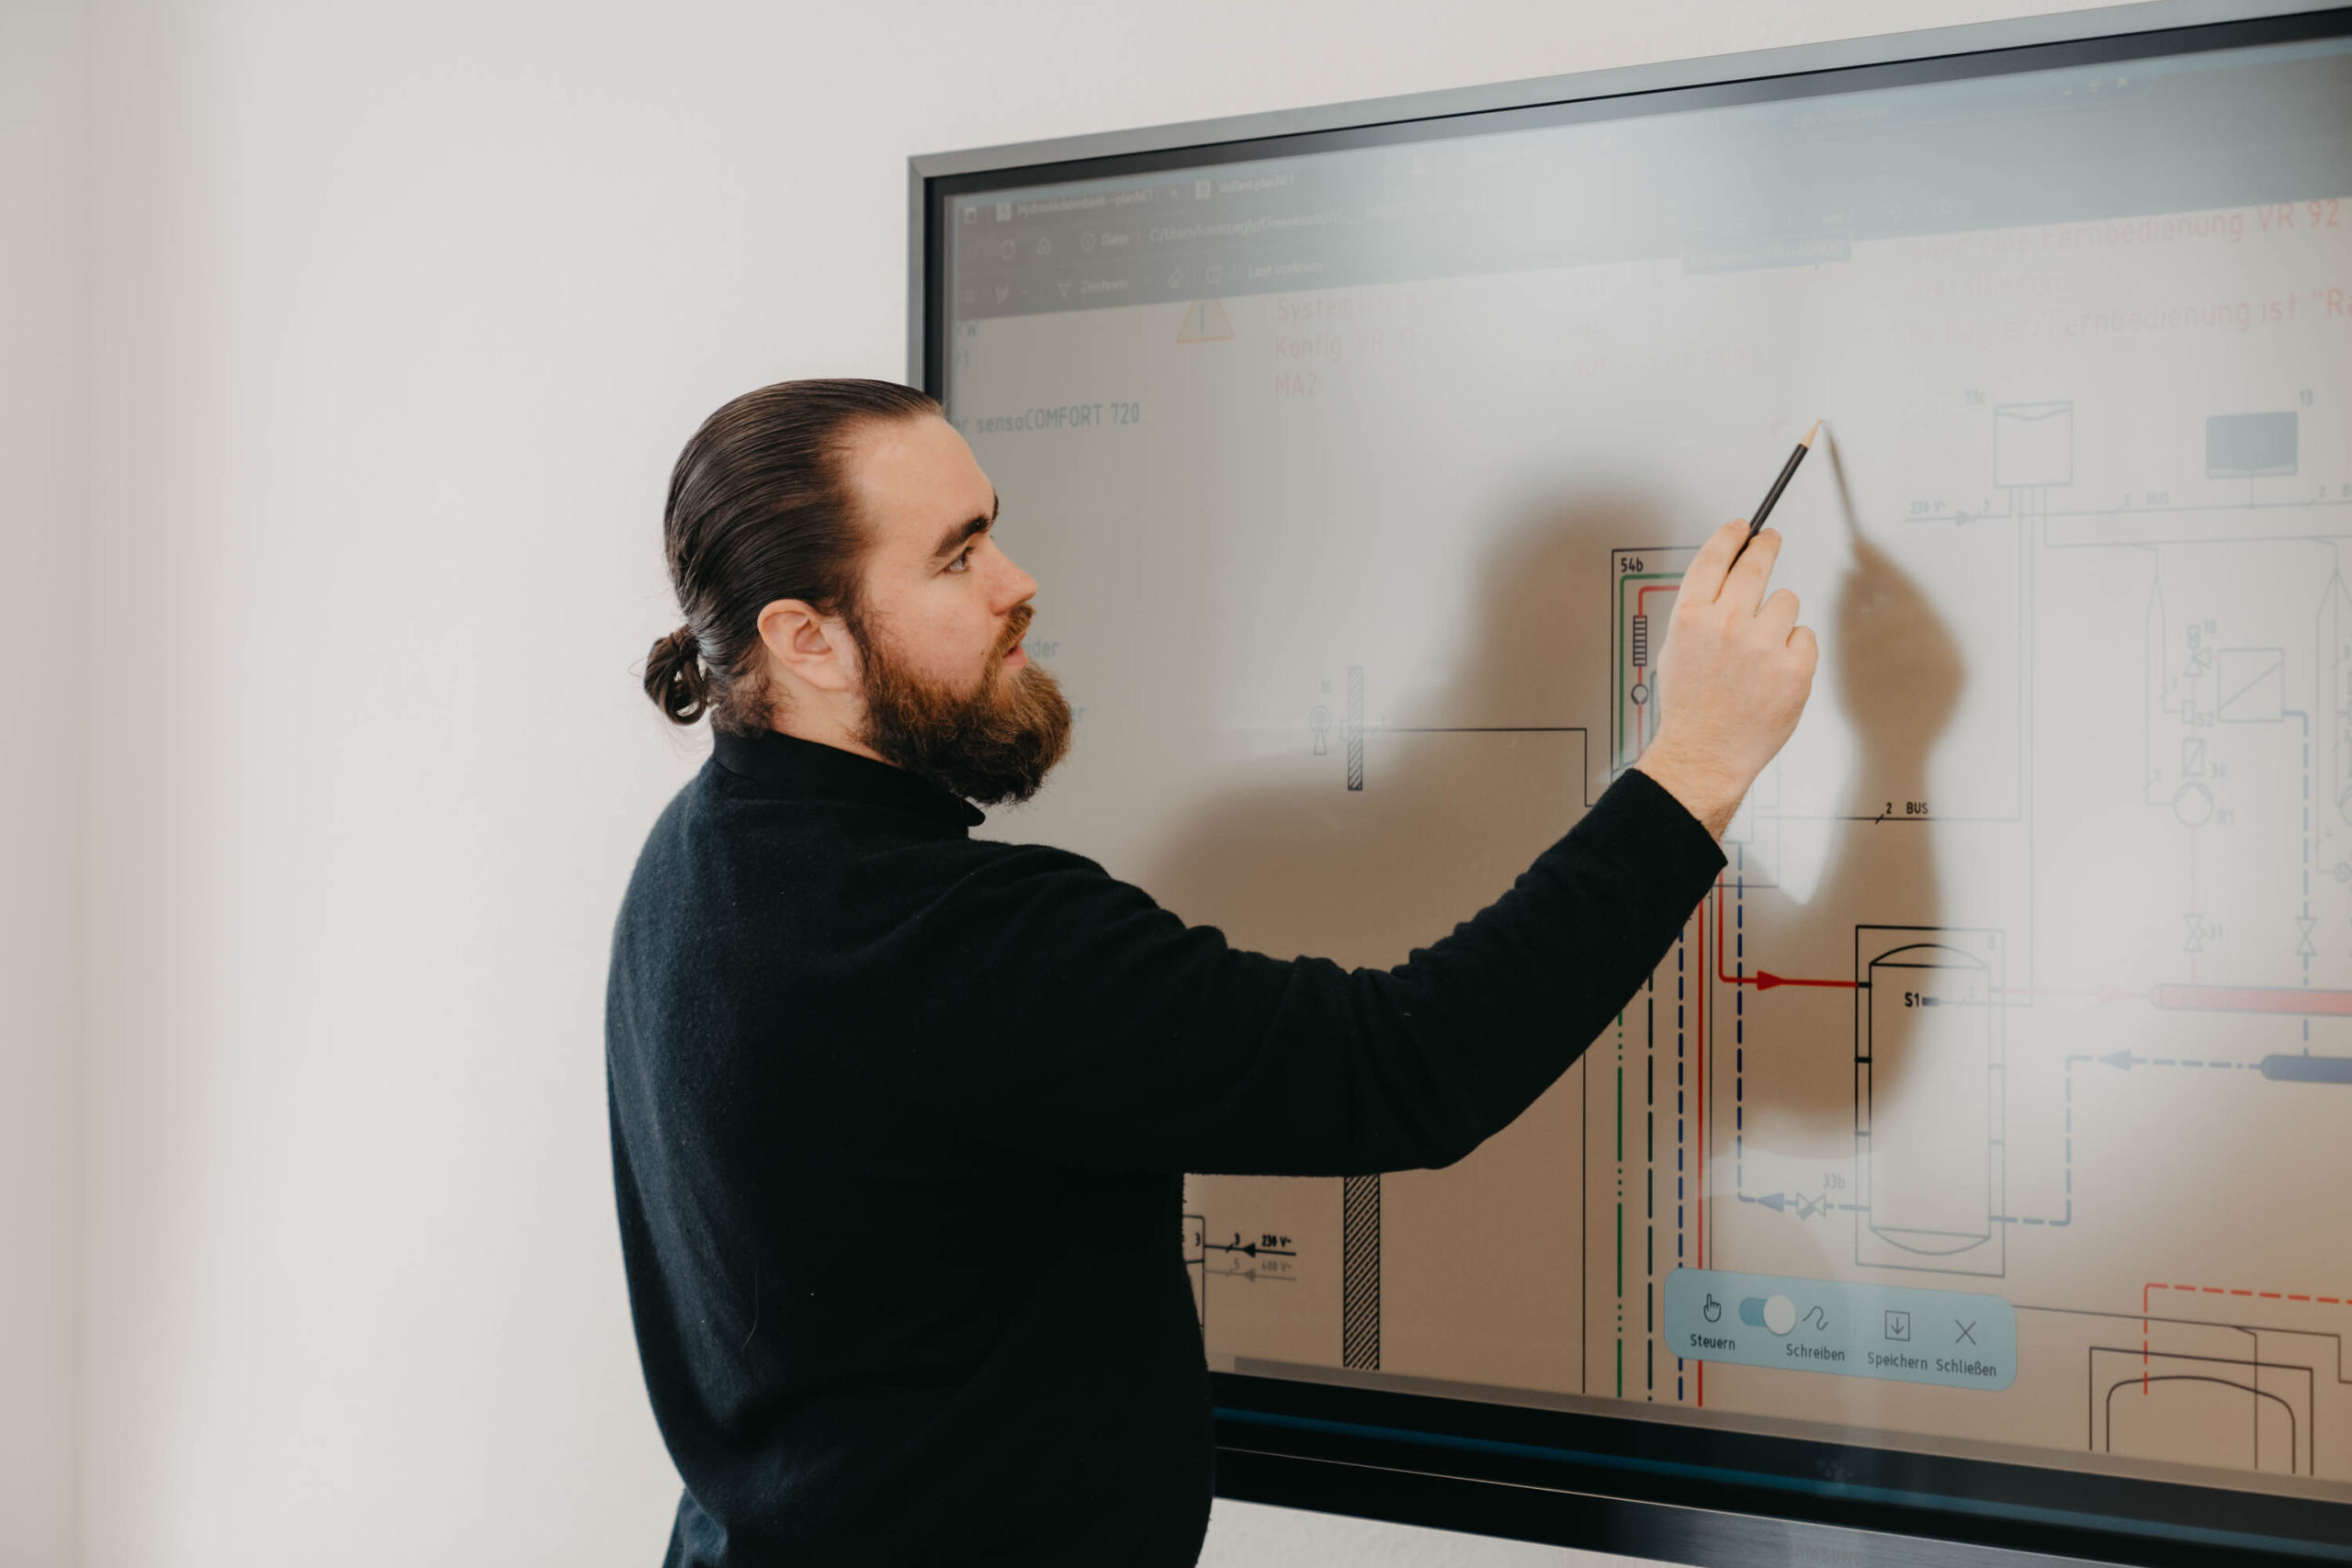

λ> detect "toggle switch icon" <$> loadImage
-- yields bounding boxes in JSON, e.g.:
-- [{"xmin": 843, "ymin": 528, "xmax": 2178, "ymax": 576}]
[{"xmin": 1738, "ymin": 1294, "xmax": 1799, "ymax": 1335}]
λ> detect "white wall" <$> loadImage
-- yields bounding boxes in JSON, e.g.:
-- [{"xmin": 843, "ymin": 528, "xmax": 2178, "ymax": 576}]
[
  {"xmin": 65, "ymin": 1, "xmax": 2132, "ymax": 1563},
  {"xmin": 0, "ymin": 3, "xmax": 87, "ymax": 1563}
]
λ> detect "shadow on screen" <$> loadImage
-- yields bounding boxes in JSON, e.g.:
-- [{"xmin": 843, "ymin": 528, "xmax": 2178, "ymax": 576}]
[
  {"xmin": 1137, "ymin": 491, "xmax": 1665, "ymax": 987},
  {"xmin": 1802, "ymin": 433, "xmax": 1984, "ymax": 1273},
  {"xmin": 1134, "ymin": 450, "xmax": 1981, "ymax": 1285}
]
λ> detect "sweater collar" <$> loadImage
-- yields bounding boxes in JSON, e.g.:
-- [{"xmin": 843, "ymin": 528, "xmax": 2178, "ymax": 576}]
[{"xmin": 710, "ymin": 728, "xmax": 986, "ymax": 830}]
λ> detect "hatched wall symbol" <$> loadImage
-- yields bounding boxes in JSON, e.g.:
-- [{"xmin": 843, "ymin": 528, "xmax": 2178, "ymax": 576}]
[{"xmin": 1340, "ymin": 1174, "xmax": 1381, "ymax": 1369}]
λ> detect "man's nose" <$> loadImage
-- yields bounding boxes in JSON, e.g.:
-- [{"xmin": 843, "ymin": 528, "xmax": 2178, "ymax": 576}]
[{"xmin": 996, "ymin": 551, "xmax": 1038, "ymax": 609}]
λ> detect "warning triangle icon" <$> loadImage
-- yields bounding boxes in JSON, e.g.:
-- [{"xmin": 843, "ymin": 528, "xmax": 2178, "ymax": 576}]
[{"xmin": 1177, "ymin": 299, "xmax": 1235, "ymax": 344}]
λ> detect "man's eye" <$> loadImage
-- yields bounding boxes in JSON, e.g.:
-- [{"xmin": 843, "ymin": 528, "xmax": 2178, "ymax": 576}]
[{"xmin": 947, "ymin": 545, "xmax": 975, "ymax": 573}]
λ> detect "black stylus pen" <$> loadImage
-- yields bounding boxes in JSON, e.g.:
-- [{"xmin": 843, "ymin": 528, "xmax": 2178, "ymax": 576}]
[{"xmin": 1726, "ymin": 420, "xmax": 1819, "ymax": 571}]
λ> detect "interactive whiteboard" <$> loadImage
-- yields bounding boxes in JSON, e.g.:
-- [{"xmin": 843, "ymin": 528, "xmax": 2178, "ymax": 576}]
[{"xmin": 913, "ymin": 7, "xmax": 2352, "ymax": 1561}]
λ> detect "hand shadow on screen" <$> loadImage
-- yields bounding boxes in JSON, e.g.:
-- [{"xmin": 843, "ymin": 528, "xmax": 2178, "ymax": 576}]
[
  {"xmin": 1764, "ymin": 434, "xmax": 1980, "ymax": 1271},
  {"xmin": 1132, "ymin": 446, "xmax": 1972, "ymax": 1230}
]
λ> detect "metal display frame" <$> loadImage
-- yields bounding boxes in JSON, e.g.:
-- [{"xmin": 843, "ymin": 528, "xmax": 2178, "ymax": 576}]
[{"xmin": 905, "ymin": 6, "xmax": 2352, "ymax": 1562}]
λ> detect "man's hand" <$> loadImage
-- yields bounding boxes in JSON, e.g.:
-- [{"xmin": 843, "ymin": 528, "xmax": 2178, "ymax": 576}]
[{"xmin": 1634, "ymin": 518, "xmax": 1818, "ymax": 840}]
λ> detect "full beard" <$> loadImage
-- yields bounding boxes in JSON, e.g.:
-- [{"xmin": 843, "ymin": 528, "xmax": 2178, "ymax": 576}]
[{"xmin": 848, "ymin": 600, "xmax": 1074, "ymax": 807}]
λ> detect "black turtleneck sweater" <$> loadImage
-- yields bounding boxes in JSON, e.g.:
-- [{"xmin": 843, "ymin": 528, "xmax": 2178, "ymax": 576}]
[{"xmin": 605, "ymin": 728, "xmax": 1724, "ymax": 1566}]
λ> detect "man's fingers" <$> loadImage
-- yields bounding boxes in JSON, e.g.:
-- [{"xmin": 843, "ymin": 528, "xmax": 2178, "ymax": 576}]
[
  {"xmin": 1789, "ymin": 623, "xmax": 1821, "ymax": 671},
  {"xmin": 1724, "ymin": 525, "xmax": 1782, "ymax": 615},
  {"xmin": 1758, "ymin": 586, "xmax": 1800, "ymax": 639},
  {"xmin": 1681, "ymin": 518, "xmax": 1752, "ymax": 605}
]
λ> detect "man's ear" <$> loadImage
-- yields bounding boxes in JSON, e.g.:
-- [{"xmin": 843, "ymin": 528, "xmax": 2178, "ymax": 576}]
[{"xmin": 755, "ymin": 598, "xmax": 861, "ymax": 695}]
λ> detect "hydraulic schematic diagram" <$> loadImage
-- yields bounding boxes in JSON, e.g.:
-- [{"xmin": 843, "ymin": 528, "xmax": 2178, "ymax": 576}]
[{"xmin": 953, "ymin": 147, "xmax": 2352, "ymax": 1507}]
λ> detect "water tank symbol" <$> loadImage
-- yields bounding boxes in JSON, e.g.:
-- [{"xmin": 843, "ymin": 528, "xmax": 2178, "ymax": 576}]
[{"xmin": 1857, "ymin": 938, "xmax": 2003, "ymax": 1275}]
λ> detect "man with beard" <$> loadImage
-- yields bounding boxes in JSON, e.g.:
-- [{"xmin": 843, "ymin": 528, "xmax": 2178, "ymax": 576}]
[{"xmin": 607, "ymin": 379, "xmax": 1815, "ymax": 1568}]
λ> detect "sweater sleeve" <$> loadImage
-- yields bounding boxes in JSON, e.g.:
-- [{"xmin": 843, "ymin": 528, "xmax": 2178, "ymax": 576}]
[{"xmin": 924, "ymin": 765, "xmax": 1724, "ymax": 1178}]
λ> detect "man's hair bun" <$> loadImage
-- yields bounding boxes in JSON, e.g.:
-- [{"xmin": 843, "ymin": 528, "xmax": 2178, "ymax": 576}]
[
  {"xmin": 648, "ymin": 378, "xmax": 942, "ymax": 734},
  {"xmin": 643, "ymin": 624, "xmax": 711, "ymax": 725}
]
